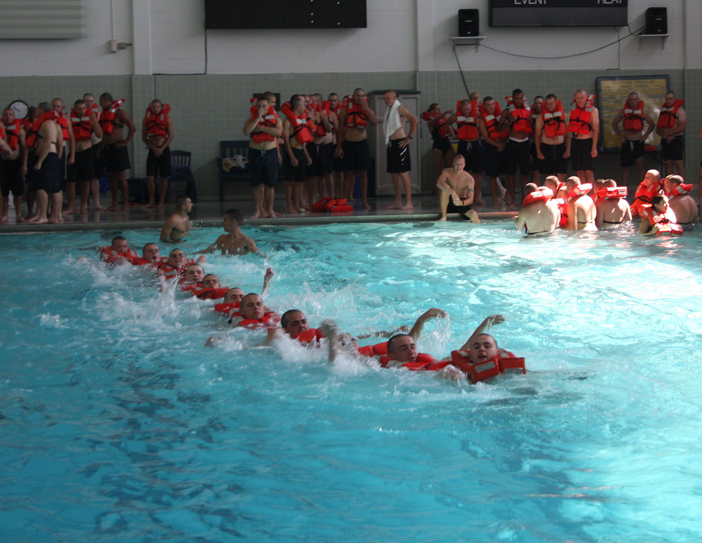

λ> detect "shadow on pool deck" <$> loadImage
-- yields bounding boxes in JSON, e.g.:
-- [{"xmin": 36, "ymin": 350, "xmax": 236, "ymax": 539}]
[{"xmin": 0, "ymin": 196, "xmax": 520, "ymax": 233}]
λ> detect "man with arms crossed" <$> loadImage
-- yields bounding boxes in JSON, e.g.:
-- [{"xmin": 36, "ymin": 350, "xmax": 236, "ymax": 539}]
[
  {"xmin": 99, "ymin": 93, "xmax": 136, "ymax": 211},
  {"xmin": 436, "ymin": 154, "xmax": 479, "ymax": 223},
  {"xmin": 383, "ymin": 89, "xmax": 417, "ymax": 210},
  {"xmin": 611, "ymin": 92, "xmax": 655, "ymax": 187},
  {"xmin": 564, "ymin": 89, "xmax": 600, "ymax": 185}
]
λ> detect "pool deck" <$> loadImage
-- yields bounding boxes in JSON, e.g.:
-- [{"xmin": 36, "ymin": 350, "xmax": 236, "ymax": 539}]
[{"xmin": 0, "ymin": 196, "xmax": 519, "ymax": 233}]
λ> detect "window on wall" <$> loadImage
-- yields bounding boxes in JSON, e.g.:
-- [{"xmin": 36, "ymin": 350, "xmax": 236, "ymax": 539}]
[{"xmin": 0, "ymin": 0, "xmax": 87, "ymax": 39}]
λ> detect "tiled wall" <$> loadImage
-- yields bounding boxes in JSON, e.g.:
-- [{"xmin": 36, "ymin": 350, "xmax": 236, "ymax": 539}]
[{"xmin": 3, "ymin": 69, "xmax": 699, "ymax": 198}]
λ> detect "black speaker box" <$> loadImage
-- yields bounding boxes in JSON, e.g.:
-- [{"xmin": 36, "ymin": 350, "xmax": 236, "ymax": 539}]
[
  {"xmin": 458, "ymin": 9, "xmax": 480, "ymax": 37},
  {"xmin": 645, "ymin": 7, "xmax": 667, "ymax": 35}
]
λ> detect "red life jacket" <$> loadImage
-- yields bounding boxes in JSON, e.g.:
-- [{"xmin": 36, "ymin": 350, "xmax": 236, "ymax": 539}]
[
  {"xmin": 421, "ymin": 111, "xmax": 450, "ymax": 140},
  {"xmin": 567, "ymin": 94, "xmax": 596, "ymax": 136},
  {"xmin": 214, "ymin": 301, "xmax": 239, "ymax": 315},
  {"xmin": 291, "ymin": 328, "xmax": 326, "ymax": 344},
  {"xmin": 98, "ymin": 99, "xmax": 125, "ymax": 135},
  {"xmin": 641, "ymin": 205, "xmax": 683, "ymax": 236},
  {"xmin": 229, "ymin": 309, "xmax": 280, "ymax": 329},
  {"xmin": 99, "ymin": 246, "xmax": 140, "ymax": 265},
  {"xmin": 281, "ymin": 103, "xmax": 313, "ymax": 144},
  {"xmin": 479, "ymin": 101, "xmax": 509, "ymax": 141},
  {"xmin": 667, "ymin": 183, "xmax": 693, "ymax": 199},
  {"xmin": 310, "ymin": 197, "xmax": 353, "ymax": 213},
  {"xmin": 56, "ymin": 111, "xmax": 69, "ymax": 142},
  {"xmin": 378, "ymin": 352, "xmax": 451, "ymax": 372},
  {"xmin": 357, "ymin": 341, "xmax": 388, "ymax": 357},
  {"xmin": 345, "ymin": 98, "xmax": 368, "ymax": 129},
  {"xmin": 70, "ymin": 108, "xmax": 93, "ymax": 142},
  {"xmin": 622, "ymin": 100, "xmax": 645, "ymax": 132},
  {"xmin": 541, "ymin": 100, "xmax": 566, "ymax": 138},
  {"xmin": 450, "ymin": 349, "xmax": 526, "ymax": 384},
  {"xmin": 3, "ymin": 119, "xmax": 23, "ymax": 151},
  {"xmin": 630, "ymin": 180, "xmax": 662, "ymax": 217},
  {"xmin": 505, "ymin": 96, "xmax": 533, "ymax": 135},
  {"xmin": 144, "ymin": 103, "xmax": 171, "ymax": 139},
  {"xmin": 522, "ymin": 188, "xmax": 553, "ymax": 207},
  {"xmin": 595, "ymin": 186, "xmax": 628, "ymax": 202},
  {"xmin": 156, "ymin": 257, "xmax": 195, "ymax": 281},
  {"xmin": 564, "ymin": 183, "xmax": 593, "ymax": 203},
  {"xmin": 192, "ymin": 287, "xmax": 230, "ymax": 300},
  {"xmin": 455, "ymin": 100, "xmax": 479, "ymax": 141},
  {"xmin": 314, "ymin": 101, "xmax": 331, "ymax": 137},
  {"xmin": 25, "ymin": 111, "xmax": 58, "ymax": 150},
  {"xmin": 657, "ymin": 99, "xmax": 684, "ymax": 130},
  {"xmin": 249, "ymin": 104, "xmax": 278, "ymax": 144}
]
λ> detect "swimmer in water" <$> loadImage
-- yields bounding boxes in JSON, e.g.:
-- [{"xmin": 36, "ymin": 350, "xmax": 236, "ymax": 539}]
[
  {"xmin": 136, "ymin": 242, "xmax": 161, "ymax": 265},
  {"xmin": 98, "ymin": 235, "xmax": 139, "ymax": 264},
  {"xmin": 515, "ymin": 182, "xmax": 560, "ymax": 235},
  {"xmin": 182, "ymin": 263, "xmax": 205, "ymax": 285},
  {"xmin": 639, "ymin": 194, "xmax": 682, "ymax": 236},
  {"xmin": 197, "ymin": 208, "xmax": 259, "ymax": 256},
  {"xmin": 663, "ymin": 174, "xmax": 697, "ymax": 229},
  {"xmin": 156, "ymin": 247, "xmax": 206, "ymax": 281},
  {"xmin": 565, "ymin": 175, "xmax": 596, "ymax": 231},
  {"xmin": 595, "ymin": 179, "xmax": 632, "ymax": 229},
  {"xmin": 160, "ymin": 194, "xmax": 193, "ymax": 243}
]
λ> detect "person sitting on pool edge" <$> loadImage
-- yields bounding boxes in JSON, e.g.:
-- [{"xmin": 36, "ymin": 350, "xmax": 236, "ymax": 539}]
[
  {"xmin": 197, "ymin": 208, "xmax": 259, "ymax": 256},
  {"xmin": 663, "ymin": 174, "xmax": 697, "ymax": 229},
  {"xmin": 436, "ymin": 154, "xmax": 480, "ymax": 223},
  {"xmin": 515, "ymin": 183, "xmax": 560, "ymax": 235}
]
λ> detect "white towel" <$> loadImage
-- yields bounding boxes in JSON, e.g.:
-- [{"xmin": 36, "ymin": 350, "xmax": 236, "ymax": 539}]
[{"xmin": 384, "ymin": 99, "xmax": 402, "ymax": 145}]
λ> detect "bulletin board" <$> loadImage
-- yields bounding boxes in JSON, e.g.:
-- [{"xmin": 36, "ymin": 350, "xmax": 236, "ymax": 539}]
[{"xmin": 596, "ymin": 75, "xmax": 670, "ymax": 152}]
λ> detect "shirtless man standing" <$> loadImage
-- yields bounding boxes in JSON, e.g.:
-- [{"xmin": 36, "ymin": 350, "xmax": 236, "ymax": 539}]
[
  {"xmin": 1, "ymin": 108, "xmax": 27, "ymax": 223},
  {"xmin": 612, "ymin": 92, "xmax": 655, "ymax": 187},
  {"xmin": 515, "ymin": 183, "xmax": 559, "ymax": 235},
  {"xmin": 565, "ymin": 175, "xmax": 596, "ymax": 231},
  {"xmin": 68, "ymin": 99, "xmax": 103, "ymax": 214},
  {"xmin": 27, "ymin": 102, "xmax": 63, "ymax": 224},
  {"xmin": 595, "ymin": 179, "xmax": 632, "ymax": 229},
  {"xmin": 142, "ymin": 99, "xmax": 174, "ymax": 208},
  {"xmin": 82, "ymin": 93, "xmax": 104, "ymax": 210},
  {"xmin": 160, "ymin": 194, "xmax": 192, "ymax": 242},
  {"xmin": 496, "ymin": 89, "xmax": 533, "ymax": 206},
  {"xmin": 535, "ymin": 94, "xmax": 569, "ymax": 184},
  {"xmin": 564, "ymin": 89, "xmax": 599, "ymax": 186},
  {"xmin": 197, "ymin": 208, "xmax": 259, "ymax": 255},
  {"xmin": 663, "ymin": 174, "xmax": 697, "ymax": 228},
  {"xmin": 656, "ymin": 92, "xmax": 687, "ymax": 180},
  {"xmin": 311, "ymin": 93, "xmax": 337, "ymax": 198},
  {"xmin": 383, "ymin": 90, "xmax": 417, "ymax": 210},
  {"xmin": 99, "ymin": 93, "xmax": 136, "ymax": 211},
  {"xmin": 282, "ymin": 95, "xmax": 313, "ymax": 213},
  {"xmin": 51, "ymin": 98, "xmax": 75, "ymax": 215},
  {"xmin": 478, "ymin": 96, "xmax": 509, "ymax": 207},
  {"xmin": 436, "ymin": 154, "xmax": 480, "ymax": 223},
  {"xmin": 336, "ymin": 88, "xmax": 378, "ymax": 210},
  {"xmin": 243, "ymin": 96, "xmax": 283, "ymax": 219}
]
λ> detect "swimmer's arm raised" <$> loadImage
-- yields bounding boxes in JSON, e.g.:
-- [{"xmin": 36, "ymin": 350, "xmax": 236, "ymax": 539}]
[
  {"xmin": 261, "ymin": 267, "xmax": 274, "ymax": 297},
  {"xmin": 408, "ymin": 308, "xmax": 447, "ymax": 340},
  {"xmin": 457, "ymin": 314, "xmax": 505, "ymax": 352}
]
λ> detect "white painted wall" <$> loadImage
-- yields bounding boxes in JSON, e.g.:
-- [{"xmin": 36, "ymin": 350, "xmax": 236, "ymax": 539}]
[{"xmin": 0, "ymin": 0, "xmax": 697, "ymax": 76}]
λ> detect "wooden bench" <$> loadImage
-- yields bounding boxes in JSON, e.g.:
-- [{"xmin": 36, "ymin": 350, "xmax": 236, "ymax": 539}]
[{"xmin": 218, "ymin": 140, "xmax": 250, "ymax": 202}]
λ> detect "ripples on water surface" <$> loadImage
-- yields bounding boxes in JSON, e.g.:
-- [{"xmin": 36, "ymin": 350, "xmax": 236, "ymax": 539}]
[{"xmin": 1, "ymin": 221, "xmax": 701, "ymax": 542}]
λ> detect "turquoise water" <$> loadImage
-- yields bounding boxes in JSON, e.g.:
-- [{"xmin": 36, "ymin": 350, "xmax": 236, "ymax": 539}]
[{"xmin": 1, "ymin": 222, "xmax": 701, "ymax": 542}]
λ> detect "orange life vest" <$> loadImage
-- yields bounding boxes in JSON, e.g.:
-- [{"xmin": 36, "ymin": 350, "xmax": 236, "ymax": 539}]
[
  {"xmin": 541, "ymin": 100, "xmax": 566, "ymax": 138},
  {"xmin": 249, "ymin": 104, "xmax": 278, "ymax": 144},
  {"xmin": 356, "ymin": 341, "xmax": 388, "ymax": 357},
  {"xmin": 378, "ymin": 353, "xmax": 451, "ymax": 372},
  {"xmin": 25, "ymin": 111, "xmax": 58, "ymax": 150},
  {"xmin": 214, "ymin": 301, "xmax": 239, "ymax": 315},
  {"xmin": 455, "ymin": 100, "xmax": 479, "ymax": 141},
  {"xmin": 641, "ymin": 205, "xmax": 683, "ymax": 236},
  {"xmin": 3, "ymin": 119, "xmax": 23, "ymax": 151},
  {"xmin": 191, "ymin": 287, "xmax": 230, "ymax": 300},
  {"xmin": 522, "ymin": 188, "xmax": 553, "ymax": 207},
  {"xmin": 70, "ymin": 108, "xmax": 93, "ymax": 142},
  {"xmin": 99, "ymin": 246, "xmax": 139, "ymax": 265},
  {"xmin": 568, "ymin": 94, "xmax": 596, "ymax": 136},
  {"xmin": 144, "ymin": 104, "xmax": 171, "ymax": 139},
  {"xmin": 345, "ymin": 98, "xmax": 368, "ymax": 129},
  {"xmin": 505, "ymin": 96, "xmax": 533, "ymax": 135},
  {"xmin": 631, "ymin": 180, "xmax": 662, "ymax": 217},
  {"xmin": 422, "ymin": 111, "xmax": 450, "ymax": 139},
  {"xmin": 310, "ymin": 197, "xmax": 353, "ymax": 213},
  {"xmin": 657, "ymin": 99, "xmax": 684, "ymax": 130},
  {"xmin": 281, "ymin": 103, "xmax": 313, "ymax": 144},
  {"xmin": 156, "ymin": 257, "xmax": 195, "ymax": 281},
  {"xmin": 229, "ymin": 309, "xmax": 280, "ymax": 329},
  {"xmin": 313, "ymin": 101, "xmax": 331, "ymax": 137},
  {"xmin": 622, "ymin": 100, "xmax": 645, "ymax": 132},
  {"xmin": 55, "ymin": 111, "xmax": 70, "ymax": 142},
  {"xmin": 450, "ymin": 349, "xmax": 526, "ymax": 384},
  {"xmin": 98, "ymin": 99, "xmax": 125, "ymax": 135},
  {"xmin": 565, "ymin": 183, "xmax": 593, "ymax": 203},
  {"xmin": 667, "ymin": 183, "xmax": 693, "ymax": 199},
  {"xmin": 479, "ymin": 101, "xmax": 509, "ymax": 141},
  {"xmin": 291, "ymin": 328, "xmax": 326, "ymax": 344},
  {"xmin": 595, "ymin": 186, "xmax": 628, "ymax": 202}
]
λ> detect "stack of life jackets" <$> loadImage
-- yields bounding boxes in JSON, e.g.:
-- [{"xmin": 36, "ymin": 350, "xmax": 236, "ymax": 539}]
[{"xmin": 310, "ymin": 197, "xmax": 354, "ymax": 213}]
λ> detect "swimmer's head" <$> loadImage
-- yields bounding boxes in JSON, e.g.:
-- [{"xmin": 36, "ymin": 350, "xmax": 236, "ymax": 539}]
[
  {"xmin": 184, "ymin": 264, "xmax": 204, "ymax": 284},
  {"xmin": 168, "ymin": 248, "xmax": 187, "ymax": 268},
  {"xmin": 142, "ymin": 243, "xmax": 160, "ymax": 262},
  {"xmin": 2, "ymin": 108, "xmax": 15, "ymax": 124},
  {"xmin": 240, "ymin": 293, "xmax": 265, "ymax": 320},
  {"xmin": 387, "ymin": 334, "xmax": 417, "ymax": 363},
  {"xmin": 339, "ymin": 333, "xmax": 359, "ymax": 349},
  {"xmin": 664, "ymin": 91, "xmax": 677, "ymax": 107},
  {"xmin": 99, "ymin": 93, "xmax": 113, "ymax": 109},
  {"xmin": 604, "ymin": 179, "xmax": 617, "ymax": 188},
  {"xmin": 663, "ymin": 174, "xmax": 683, "ymax": 194},
  {"xmin": 150, "ymin": 99, "xmax": 163, "ymax": 115},
  {"xmin": 201, "ymin": 274, "xmax": 220, "ymax": 289},
  {"xmin": 652, "ymin": 194, "xmax": 669, "ymax": 213},
  {"xmin": 469, "ymin": 333, "xmax": 499, "ymax": 364},
  {"xmin": 111, "ymin": 236, "xmax": 129, "ymax": 253},
  {"xmin": 223, "ymin": 209, "xmax": 244, "ymax": 230},
  {"xmin": 482, "ymin": 96, "xmax": 495, "ymax": 115},
  {"xmin": 175, "ymin": 194, "xmax": 192, "ymax": 213},
  {"xmin": 566, "ymin": 176, "xmax": 581, "ymax": 191},
  {"xmin": 328, "ymin": 93, "xmax": 339, "ymax": 109},
  {"xmin": 352, "ymin": 88, "xmax": 366, "ymax": 105},
  {"xmin": 524, "ymin": 183, "xmax": 538, "ymax": 194},
  {"xmin": 543, "ymin": 94, "xmax": 558, "ymax": 112},
  {"xmin": 627, "ymin": 92, "xmax": 640, "ymax": 108},
  {"xmin": 574, "ymin": 89, "xmax": 590, "ymax": 108},
  {"xmin": 224, "ymin": 288, "xmax": 245, "ymax": 304},
  {"xmin": 469, "ymin": 91, "xmax": 481, "ymax": 103},
  {"xmin": 594, "ymin": 178, "xmax": 605, "ymax": 191},
  {"xmin": 543, "ymin": 176, "xmax": 559, "ymax": 192},
  {"xmin": 644, "ymin": 170, "xmax": 660, "ymax": 185},
  {"xmin": 459, "ymin": 99, "xmax": 472, "ymax": 114},
  {"xmin": 281, "ymin": 309, "xmax": 309, "ymax": 336},
  {"xmin": 383, "ymin": 90, "xmax": 397, "ymax": 108}
]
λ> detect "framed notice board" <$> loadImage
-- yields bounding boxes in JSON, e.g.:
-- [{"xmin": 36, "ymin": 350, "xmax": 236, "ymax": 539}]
[{"xmin": 597, "ymin": 75, "xmax": 670, "ymax": 152}]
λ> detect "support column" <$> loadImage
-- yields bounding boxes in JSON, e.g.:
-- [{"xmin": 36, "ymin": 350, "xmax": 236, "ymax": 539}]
[
  {"xmin": 416, "ymin": 0, "xmax": 434, "ymax": 73},
  {"xmin": 132, "ymin": 0, "xmax": 152, "ymax": 75}
]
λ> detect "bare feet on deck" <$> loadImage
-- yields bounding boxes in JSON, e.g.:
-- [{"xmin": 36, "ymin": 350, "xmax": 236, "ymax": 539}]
[{"xmin": 400, "ymin": 203, "xmax": 414, "ymax": 211}]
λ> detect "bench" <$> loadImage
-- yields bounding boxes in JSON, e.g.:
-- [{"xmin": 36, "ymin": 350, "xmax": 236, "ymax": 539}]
[{"xmin": 218, "ymin": 140, "xmax": 250, "ymax": 202}]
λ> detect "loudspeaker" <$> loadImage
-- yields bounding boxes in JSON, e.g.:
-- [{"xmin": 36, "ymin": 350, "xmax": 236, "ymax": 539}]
[
  {"xmin": 458, "ymin": 9, "xmax": 480, "ymax": 37},
  {"xmin": 645, "ymin": 7, "xmax": 667, "ymax": 35}
]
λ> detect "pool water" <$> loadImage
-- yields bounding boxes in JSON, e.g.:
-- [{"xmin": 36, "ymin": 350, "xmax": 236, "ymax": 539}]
[{"xmin": 1, "ymin": 222, "xmax": 701, "ymax": 542}]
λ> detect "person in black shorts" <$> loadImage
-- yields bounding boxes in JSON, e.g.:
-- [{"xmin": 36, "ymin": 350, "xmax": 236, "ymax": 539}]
[
  {"xmin": 655, "ymin": 91, "xmax": 687, "ymax": 182},
  {"xmin": 99, "ymin": 92, "xmax": 137, "ymax": 211},
  {"xmin": 534, "ymin": 94, "xmax": 569, "ymax": 184},
  {"xmin": 27, "ymin": 102, "xmax": 63, "ymax": 224},
  {"xmin": 424, "ymin": 103, "xmax": 456, "ymax": 192},
  {"xmin": 383, "ymin": 90, "xmax": 417, "ymax": 210},
  {"xmin": 496, "ymin": 89, "xmax": 533, "ymax": 206},
  {"xmin": 282, "ymin": 96, "xmax": 313, "ymax": 213},
  {"xmin": 142, "ymin": 99, "xmax": 174, "ymax": 208},
  {"xmin": 1, "ymin": 108, "xmax": 27, "ymax": 223},
  {"xmin": 611, "ymin": 92, "xmax": 655, "ymax": 187},
  {"xmin": 564, "ymin": 89, "xmax": 600, "ymax": 185}
]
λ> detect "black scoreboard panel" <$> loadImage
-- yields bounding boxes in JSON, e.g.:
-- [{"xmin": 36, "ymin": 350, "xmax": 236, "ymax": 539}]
[
  {"xmin": 489, "ymin": 0, "xmax": 628, "ymax": 27},
  {"xmin": 205, "ymin": 0, "xmax": 367, "ymax": 29}
]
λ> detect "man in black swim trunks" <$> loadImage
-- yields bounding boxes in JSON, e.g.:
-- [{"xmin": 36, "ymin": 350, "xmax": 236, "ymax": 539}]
[
  {"xmin": 27, "ymin": 102, "xmax": 63, "ymax": 225},
  {"xmin": 564, "ymin": 89, "xmax": 600, "ymax": 186},
  {"xmin": 99, "ymin": 92, "xmax": 136, "ymax": 212}
]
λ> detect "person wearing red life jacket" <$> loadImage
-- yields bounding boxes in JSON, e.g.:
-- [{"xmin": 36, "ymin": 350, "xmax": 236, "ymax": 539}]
[
  {"xmin": 630, "ymin": 169, "xmax": 662, "ymax": 218},
  {"xmin": 98, "ymin": 235, "xmax": 140, "ymax": 265},
  {"xmin": 309, "ymin": 93, "xmax": 338, "ymax": 200},
  {"xmin": 27, "ymin": 102, "xmax": 64, "ymax": 225},
  {"xmin": 515, "ymin": 183, "xmax": 559, "ymax": 235},
  {"xmin": 611, "ymin": 92, "xmax": 655, "ymax": 188},
  {"xmin": 564, "ymin": 175, "xmax": 596, "ymax": 231},
  {"xmin": 98, "ymin": 92, "xmax": 136, "ymax": 212},
  {"xmin": 564, "ymin": 89, "xmax": 600, "ymax": 186},
  {"xmin": 243, "ymin": 95, "xmax": 284, "ymax": 219},
  {"xmin": 594, "ymin": 179, "xmax": 632, "ymax": 230},
  {"xmin": 529, "ymin": 95, "xmax": 544, "ymax": 186},
  {"xmin": 327, "ymin": 93, "xmax": 346, "ymax": 198},
  {"xmin": 383, "ymin": 90, "xmax": 417, "ymax": 211},
  {"xmin": 335, "ymin": 88, "xmax": 378, "ymax": 210},
  {"xmin": 160, "ymin": 194, "xmax": 193, "ymax": 243},
  {"xmin": 663, "ymin": 174, "xmax": 697, "ymax": 228},
  {"xmin": 66, "ymin": 99, "xmax": 103, "ymax": 215},
  {"xmin": 51, "ymin": 99, "xmax": 75, "ymax": 210},
  {"xmin": 639, "ymin": 194, "xmax": 683, "ymax": 236},
  {"xmin": 282, "ymin": 95, "xmax": 313, "ymax": 214},
  {"xmin": 655, "ymin": 91, "xmax": 687, "ymax": 181},
  {"xmin": 196, "ymin": 208, "xmax": 259, "ymax": 256},
  {"xmin": 156, "ymin": 247, "xmax": 206, "ymax": 281},
  {"xmin": 82, "ymin": 93, "xmax": 105, "ymax": 211},
  {"xmin": 141, "ymin": 99, "xmax": 174, "ymax": 208},
  {"xmin": 423, "ymin": 103, "xmax": 456, "ymax": 190},
  {"xmin": 1, "ymin": 108, "xmax": 27, "ymax": 224},
  {"xmin": 436, "ymin": 154, "xmax": 480, "ymax": 223},
  {"xmin": 478, "ymin": 96, "xmax": 509, "ymax": 207},
  {"xmin": 128, "ymin": 242, "xmax": 161, "ymax": 266},
  {"xmin": 445, "ymin": 99, "xmax": 485, "ymax": 205},
  {"xmin": 535, "ymin": 94, "xmax": 569, "ymax": 185},
  {"xmin": 496, "ymin": 89, "xmax": 533, "ymax": 207}
]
